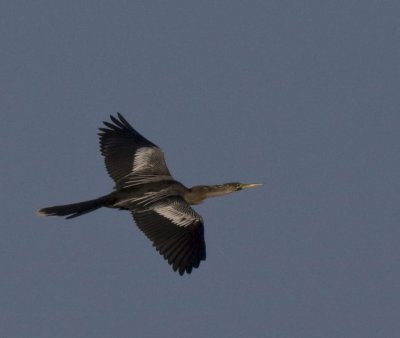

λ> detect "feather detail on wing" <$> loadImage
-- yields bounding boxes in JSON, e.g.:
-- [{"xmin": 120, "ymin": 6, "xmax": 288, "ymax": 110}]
[
  {"xmin": 98, "ymin": 113, "xmax": 172, "ymax": 184},
  {"xmin": 131, "ymin": 197, "xmax": 206, "ymax": 275}
]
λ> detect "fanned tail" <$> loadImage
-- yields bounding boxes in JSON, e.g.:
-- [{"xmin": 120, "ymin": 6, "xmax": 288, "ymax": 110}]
[{"xmin": 37, "ymin": 195, "xmax": 110, "ymax": 219}]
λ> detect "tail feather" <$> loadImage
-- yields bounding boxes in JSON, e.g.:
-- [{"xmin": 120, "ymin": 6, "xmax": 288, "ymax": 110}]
[{"xmin": 37, "ymin": 195, "xmax": 110, "ymax": 219}]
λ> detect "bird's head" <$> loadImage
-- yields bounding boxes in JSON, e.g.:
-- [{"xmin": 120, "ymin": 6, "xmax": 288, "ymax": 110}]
[
  {"xmin": 222, "ymin": 182, "xmax": 263, "ymax": 192},
  {"xmin": 186, "ymin": 182, "xmax": 262, "ymax": 204}
]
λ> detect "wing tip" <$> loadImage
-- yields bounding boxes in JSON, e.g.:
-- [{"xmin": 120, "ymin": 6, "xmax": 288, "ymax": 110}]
[{"xmin": 100, "ymin": 113, "xmax": 133, "ymax": 132}]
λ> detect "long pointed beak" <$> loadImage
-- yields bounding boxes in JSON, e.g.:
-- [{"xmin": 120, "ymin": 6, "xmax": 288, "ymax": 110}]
[{"xmin": 241, "ymin": 183, "xmax": 263, "ymax": 189}]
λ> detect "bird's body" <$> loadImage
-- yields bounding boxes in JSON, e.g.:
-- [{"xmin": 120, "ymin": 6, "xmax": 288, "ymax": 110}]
[{"xmin": 37, "ymin": 114, "xmax": 261, "ymax": 275}]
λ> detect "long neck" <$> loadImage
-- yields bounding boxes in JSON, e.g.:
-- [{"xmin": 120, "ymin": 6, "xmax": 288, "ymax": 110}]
[{"xmin": 184, "ymin": 185, "xmax": 233, "ymax": 205}]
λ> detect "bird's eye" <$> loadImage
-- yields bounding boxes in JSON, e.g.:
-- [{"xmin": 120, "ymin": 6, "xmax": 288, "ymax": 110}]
[{"xmin": 236, "ymin": 184, "xmax": 242, "ymax": 190}]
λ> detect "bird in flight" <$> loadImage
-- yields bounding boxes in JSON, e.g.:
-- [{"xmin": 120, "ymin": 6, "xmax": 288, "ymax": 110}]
[{"xmin": 37, "ymin": 113, "xmax": 261, "ymax": 275}]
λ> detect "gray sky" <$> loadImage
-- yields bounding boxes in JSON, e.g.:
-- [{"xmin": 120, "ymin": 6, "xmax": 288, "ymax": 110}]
[{"xmin": 1, "ymin": 1, "xmax": 400, "ymax": 337}]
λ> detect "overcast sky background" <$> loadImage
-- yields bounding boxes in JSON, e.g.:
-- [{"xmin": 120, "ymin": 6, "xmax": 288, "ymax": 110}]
[{"xmin": 1, "ymin": 1, "xmax": 400, "ymax": 337}]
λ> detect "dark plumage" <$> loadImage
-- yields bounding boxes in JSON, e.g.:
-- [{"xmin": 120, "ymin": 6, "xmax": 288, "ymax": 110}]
[{"xmin": 37, "ymin": 113, "xmax": 261, "ymax": 275}]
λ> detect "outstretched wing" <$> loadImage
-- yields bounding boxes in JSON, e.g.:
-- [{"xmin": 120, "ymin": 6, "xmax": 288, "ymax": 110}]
[
  {"xmin": 131, "ymin": 197, "xmax": 206, "ymax": 275},
  {"xmin": 98, "ymin": 113, "xmax": 172, "ymax": 184}
]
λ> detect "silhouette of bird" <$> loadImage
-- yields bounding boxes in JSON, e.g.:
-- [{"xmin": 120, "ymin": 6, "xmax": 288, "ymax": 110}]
[{"xmin": 37, "ymin": 113, "xmax": 261, "ymax": 275}]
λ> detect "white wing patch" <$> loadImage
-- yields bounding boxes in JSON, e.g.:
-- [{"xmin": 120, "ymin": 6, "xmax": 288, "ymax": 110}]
[
  {"xmin": 153, "ymin": 201, "xmax": 201, "ymax": 228},
  {"xmin": 132, "ymin": 147, "xmax": 171, "ymax": 176},
  {"xmin": 132, "ymin": 147, "xmax": 157, "ymax": 173}
]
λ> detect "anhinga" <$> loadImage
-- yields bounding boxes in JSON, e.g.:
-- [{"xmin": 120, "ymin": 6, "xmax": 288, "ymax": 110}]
[{"xmin": 37, "ymin": 113, "xmax": 261, "ymax": 275}]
